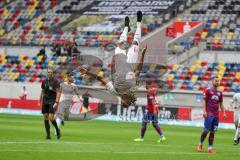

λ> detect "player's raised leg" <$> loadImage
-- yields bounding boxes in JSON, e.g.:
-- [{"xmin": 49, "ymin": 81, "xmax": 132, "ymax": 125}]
[
  {"xmin": 115, "ymin": 16, "xmax": 130, "ymax": 56},
  {"xmin": 127, "ymin": 11, "xmax": 142, "ymax": 63}
]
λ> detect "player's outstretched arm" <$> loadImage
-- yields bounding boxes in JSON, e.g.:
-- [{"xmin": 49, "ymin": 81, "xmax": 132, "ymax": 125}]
[
  {"xmin": 135, "ymin": 45, "xmax": 147, "ymax": 80},
  {"xmin": 78, "ymin": 67, "xmax": 109, "ymax": 86},
  {"xmin": 220, "ymin": 102, "xmax": 226, "ymax": 118}
]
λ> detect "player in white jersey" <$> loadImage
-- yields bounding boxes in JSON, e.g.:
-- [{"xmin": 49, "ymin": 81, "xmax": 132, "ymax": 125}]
[
  {"xmin": 78, "ymin": 11, "xmax": 147, "ymax": 108},
  {"xmin": 55, "ymin": 72, "xmax": 82, "ymax": 128},
  {"xmin": 230, "ymin": 93, "xmax": 240, "ymax": 145}
]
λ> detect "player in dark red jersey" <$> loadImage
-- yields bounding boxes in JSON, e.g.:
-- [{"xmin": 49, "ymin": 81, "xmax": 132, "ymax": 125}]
[
  {"xmin": 134, "ymin": 81, "xmax": 166, "ymax": 142},
  {"xmin": 197, "ymin": 76, "xmax": 226, "ymax": 153}
]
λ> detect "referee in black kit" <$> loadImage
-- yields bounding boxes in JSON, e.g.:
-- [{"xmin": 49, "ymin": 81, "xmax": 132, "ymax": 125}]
[{"xmin": 39, "ymin": 67, "xmax": 61, "ymax": 139}]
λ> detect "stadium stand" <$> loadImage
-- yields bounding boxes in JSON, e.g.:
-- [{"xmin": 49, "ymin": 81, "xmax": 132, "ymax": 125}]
[
  {"xmin": 0, "ymin": 0, "xmax": 239, "ymax": 92},
  {"xmin": 179, "ymin": 0, "xmax": 240, "ymax": 51},
  {"xmin": 0, "ymin": 0, "xmax": 199, "ymax": 47}
]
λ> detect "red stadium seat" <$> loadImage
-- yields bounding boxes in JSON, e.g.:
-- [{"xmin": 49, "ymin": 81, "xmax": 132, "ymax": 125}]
[
  {"xmin": 220, "ymin": 81, "xmax": 226, "ymax": 86},
  {"xmin": 179, "ymin": 75, "xmax": 186, "ymax": 80},
  {"xmin": 199, "ymin": 86, "xmax": 205, "ymax": 91},
  {"xmin": 224, "ymin": 87, "xmax": 230, "ymax": 92},
  {"xmin": 234, "ymin": 78, "xmax": 239, "ymax": 82},
  {"xmin": 229, "ymin": 72, "xmax": 235, "ymax": 78}
]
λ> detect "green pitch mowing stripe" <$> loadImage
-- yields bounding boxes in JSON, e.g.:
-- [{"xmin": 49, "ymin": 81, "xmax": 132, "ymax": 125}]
[{"xmin": 0, "ymin": 114, "xmax": 239, "ymax": 160}]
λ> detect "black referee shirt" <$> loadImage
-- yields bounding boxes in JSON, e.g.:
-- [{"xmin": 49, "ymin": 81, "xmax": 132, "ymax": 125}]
[{"xmin": 41, "ymin": 77, "xmax": 60, "ymax": 104}]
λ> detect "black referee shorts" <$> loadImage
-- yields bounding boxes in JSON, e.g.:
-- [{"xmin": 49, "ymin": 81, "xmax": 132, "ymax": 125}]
[{"xmin": 42, "ymin": 101, "xmax": 55, "ymax": 114}]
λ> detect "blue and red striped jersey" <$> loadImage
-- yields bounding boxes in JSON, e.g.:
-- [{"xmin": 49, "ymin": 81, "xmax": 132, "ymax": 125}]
[{"xmin": 203, "ymin": 88, "xmax": 223, "ymax": 117}]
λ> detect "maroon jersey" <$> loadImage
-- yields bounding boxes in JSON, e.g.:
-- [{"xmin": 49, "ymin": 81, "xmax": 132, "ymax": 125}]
[
  {"xmin": 203, "ymin": 88, "xmax": 223, "ymax": 117},
  {"xmin": 147, "ymin": 91, "xmax": 159, "ymax": 113}
]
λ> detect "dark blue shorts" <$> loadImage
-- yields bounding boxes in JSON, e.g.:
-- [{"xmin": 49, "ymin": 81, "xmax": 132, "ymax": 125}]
[
  {"xmin": 143, "ymin": 111, "xmax": 158, "ymax": 123},
  {"xmin": 204, "ymin": 116, "xmax": 219, "ymax": 131}
]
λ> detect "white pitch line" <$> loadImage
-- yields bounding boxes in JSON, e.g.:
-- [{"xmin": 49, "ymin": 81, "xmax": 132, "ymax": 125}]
[
  {"xmin": 0, "ymin": 141, "xmax": 239, "ymax": 151},
  {"xmin": 0, "ymin": 149, "xmax": 240, "ymax": 156},
  {"xmin": 0, "ymin": 141, "xmax": 194, "ymax": 148},
  {"xmin": 0, "ymin": 141, "xmax": 106, "ymax": 145},
  {"xmin": 0, "ymin": 149, "xmax": 203, "ymax": 155}
]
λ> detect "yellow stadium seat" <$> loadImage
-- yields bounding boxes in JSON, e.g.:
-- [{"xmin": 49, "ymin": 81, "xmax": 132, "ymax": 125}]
[
  {"xmin": 0, "ymin": 29, "xmax": 5, "ymax": 36},
  {"xmin": 97, "ymin": 71, "xmax": 104, "ymax": 78},
  {"xmin": 210, "ymin": 23, "xmax": 217, "ymax": 29},
  {"xmin": 196, "ymin": 60, "xmax": 202, "ymax": 64},
  {"xmin": 236, "ymin": 72, "xmax": 240, "ymax": 79},
  {"xmin": 227, "ymin": 32, "xmax": 233, "ymax": 40},
  {"xmin": 30, "ymin": 60, "xmax": 34, "ymax": 66},
  {"xmin": 25, "ymin": 59, "xmax": 31, "ymax": 66},
  {"xmin": 108, "ymin": 35, "xmax": 113, "ymax": 41},
  {"xmin": 19, "ymin": 55, "xmax": 24, "ymax": 62},
  {"xmin": 48, "ymin": 61, "xmax": 55, "ymax": 66},
  {"xmin": 201, "ymin": 32, "xmax": 208, "ymax": 40},
  {"xmin": 218, "ymin": 70, "xmax": 224, "ymax": 76},
  {"xmin": 2, "ymin": 59, "xmax": 7, "ymax": 65},
  {"xmin": 60, "ymin": 56, "xmax": 67, "ymax": 63},
  {"xmin": 195, "ymin": 63, "xmax": 201, "ymax": 68},
  {"xmin": 14, "ymin": 72, "xmax": 19, "ymax": 79},
  {"xmin": 167, "ymin": 74, "xmax": 174, "ymax": 81},
  {"xmin": 218, "ymin": 66, "xmax": 226, "ymax": 71},
  {"xmin": 191, "ymin": 75, "xmax": 198, "ymax": 81},
  {"xmin": 190, "ymin": 65, "xmax": 196, "ymax": 72},
  {"xmin": 9, "ymin": 72, "xmax": 14, "ymax": 79},
  {"xmin": 12, "ymin": 37, "xmax": 18, "ymax": 45},
  {"xmin": 173, "ymin": 64, "xmax": 179, "ymax": 70}
]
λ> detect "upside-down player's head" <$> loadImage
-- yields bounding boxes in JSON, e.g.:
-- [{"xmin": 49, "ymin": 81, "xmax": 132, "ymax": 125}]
[{"xmin": 121, "ymin": 93, "xmax": 136, "ymax": 108}]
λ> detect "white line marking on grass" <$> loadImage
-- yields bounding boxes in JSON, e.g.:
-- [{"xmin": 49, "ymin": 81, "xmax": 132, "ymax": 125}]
[
  {"xmin": 0, "ymin": 141, "xmax": 239, "ymax": 151},
  {"xmin": 0, "ymin": 141, "xmax": 188, "ymax": 148},
  {"xmin": 0, "ymin": 149, "xmax": 240, "ymax": 156},
  {"xmin": 0, "ymin": 149, "xmax": 203, "ymax": 155}
]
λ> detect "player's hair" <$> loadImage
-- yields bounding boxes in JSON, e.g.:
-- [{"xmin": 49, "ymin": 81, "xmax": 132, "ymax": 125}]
[{"xmin": 212, "ymin": 76, "xmax": 219, "ymax": 80}]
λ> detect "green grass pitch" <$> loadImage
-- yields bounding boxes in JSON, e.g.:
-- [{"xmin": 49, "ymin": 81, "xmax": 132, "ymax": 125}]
[{"xmin": 0, "ymin": 114, "xmax": 239, "ymax": 160}]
